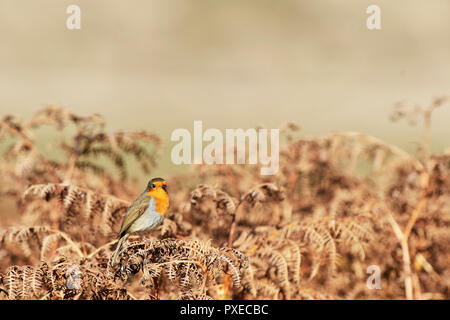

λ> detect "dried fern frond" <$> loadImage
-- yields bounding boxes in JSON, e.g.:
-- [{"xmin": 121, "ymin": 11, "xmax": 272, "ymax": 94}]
[
  {"xmin": 23, "ymin": 183, "xmax": 129, "ymax": 244},
  {"xmin": 242, "ymin": 183, "xmax": 286, "ymax": 207},
  {"xmin": 0, "ymin": 226, "xmax": 85, "ymax": 263},
  {"xmin": 114, "ymin": 238, "xmax": 255, "ymax": 299},
  {"xmin": 190, "ymin": 185, "xmax": 237, "ymax": 216},
  {"xmin": 2, "ymin": 265, "xmax": 45, "ymax": 299}
]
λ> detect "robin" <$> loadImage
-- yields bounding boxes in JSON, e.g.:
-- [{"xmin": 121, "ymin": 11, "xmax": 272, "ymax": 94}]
[{"xmin": 111, "ymin": 177, "xmax": 169, "ymax": 265}]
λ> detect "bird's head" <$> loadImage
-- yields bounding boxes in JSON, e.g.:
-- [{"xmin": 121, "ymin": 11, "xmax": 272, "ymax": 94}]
[{"xmin": 146, "ymin": 177, "xmax": 169, "ymax": 216}]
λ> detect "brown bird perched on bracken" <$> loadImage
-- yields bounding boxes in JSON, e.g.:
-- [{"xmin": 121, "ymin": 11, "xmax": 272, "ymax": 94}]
[{"xmin": 111, "ymin": 177, "xmax": 169, "ymax": 265}]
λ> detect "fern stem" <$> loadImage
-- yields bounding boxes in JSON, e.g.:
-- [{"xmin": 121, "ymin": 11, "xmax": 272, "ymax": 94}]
[
  {"xmin": 51, "ymin": 229, "xmax": 84, "ymax": 258},
  {"xmin": 387, "ymin": 165, "xmax": 432, "ymax": 300}
]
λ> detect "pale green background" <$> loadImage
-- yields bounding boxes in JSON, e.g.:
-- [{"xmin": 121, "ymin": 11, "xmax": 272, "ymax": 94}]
[{"xmin": 1, "ymin": 0, "xmax": 449, "ymax": 177}]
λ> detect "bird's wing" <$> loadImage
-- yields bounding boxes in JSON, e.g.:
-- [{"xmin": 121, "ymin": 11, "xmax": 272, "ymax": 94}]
[{"xmin": 118, "ymin": 192, "xmax": 150, "ymax": 237}]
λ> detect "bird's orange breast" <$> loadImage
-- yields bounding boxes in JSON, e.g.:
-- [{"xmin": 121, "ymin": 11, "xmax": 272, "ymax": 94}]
[{"xmin": 146, "ymin": 187, "xmax": 169, "ymax": 216}]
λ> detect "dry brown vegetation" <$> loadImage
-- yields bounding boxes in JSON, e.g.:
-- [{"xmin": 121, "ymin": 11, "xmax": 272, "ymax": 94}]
[{"xmin": 0, "ymin": 100, "xmax": 449, "ymax": 300}]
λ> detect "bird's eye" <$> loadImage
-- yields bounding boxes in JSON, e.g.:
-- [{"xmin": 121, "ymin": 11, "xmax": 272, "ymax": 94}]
[{"xmin": 151, "ymin": 184, "xmax": 156, "ymax": 188}]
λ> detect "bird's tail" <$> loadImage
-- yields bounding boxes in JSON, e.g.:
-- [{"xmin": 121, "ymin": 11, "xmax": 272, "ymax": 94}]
[{"xmin": 111, "ymin": 233, "xmax": 129, "ymax": 266}]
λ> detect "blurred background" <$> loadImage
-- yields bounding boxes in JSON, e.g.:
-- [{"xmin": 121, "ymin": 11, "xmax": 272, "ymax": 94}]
[{"xmin": 1, "ymin": 0, "xmax": 449, "ymax": 176}]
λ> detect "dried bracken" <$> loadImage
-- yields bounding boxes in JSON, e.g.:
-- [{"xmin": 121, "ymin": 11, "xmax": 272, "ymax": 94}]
[
  {"xmin": 112, "ymin": 239, "xmax": 255, "ymax": 299},
  {"xmin": 1, "ymin": 100, "xmax": 449, "ymax": 300}
]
